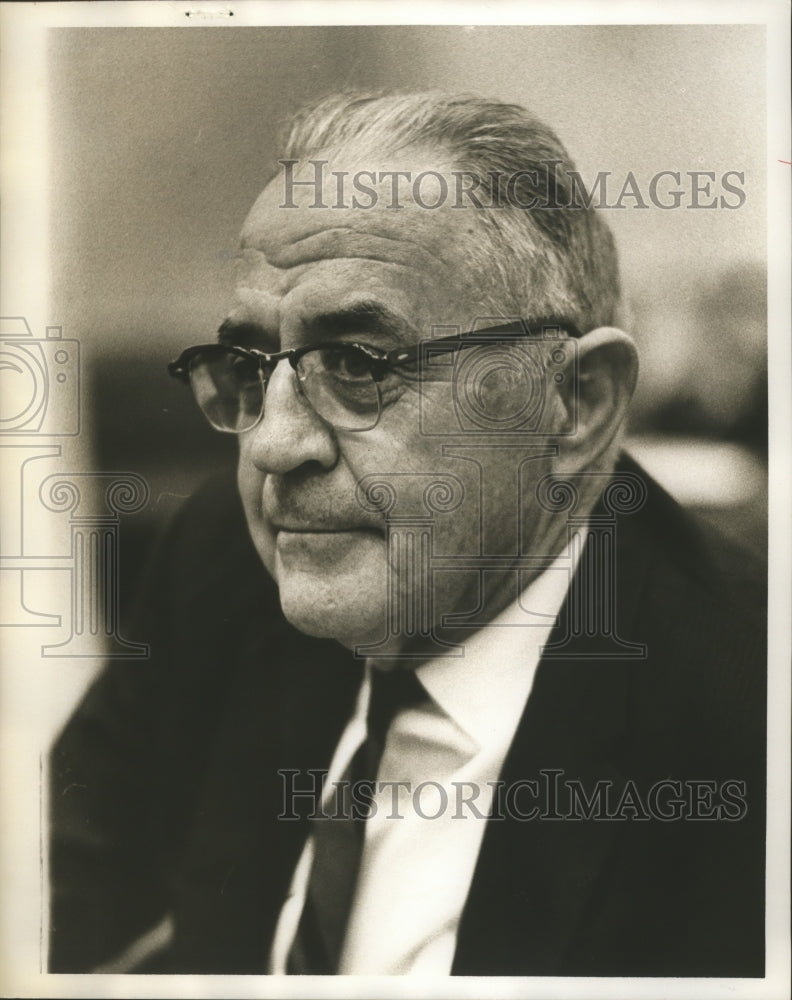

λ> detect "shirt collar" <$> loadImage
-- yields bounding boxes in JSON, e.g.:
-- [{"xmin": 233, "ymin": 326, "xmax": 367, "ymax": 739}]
[{"xmin": 415, "ymin": 528, "xmax": 585, "ymax": 752}]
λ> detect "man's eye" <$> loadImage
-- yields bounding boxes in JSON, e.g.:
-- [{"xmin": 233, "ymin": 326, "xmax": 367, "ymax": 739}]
[{"xmin": 319, "ymin": 347, "xmax": 376, "ymax": 380}]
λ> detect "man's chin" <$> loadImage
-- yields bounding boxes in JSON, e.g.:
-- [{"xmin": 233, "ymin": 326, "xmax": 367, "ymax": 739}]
[
  {"xmin": 277, "ymin": 585, "xmax": 387, "ymax": 649},
  {"xmin": 274, "ymin": 531, "xmax": 388, "ymax": 649}
]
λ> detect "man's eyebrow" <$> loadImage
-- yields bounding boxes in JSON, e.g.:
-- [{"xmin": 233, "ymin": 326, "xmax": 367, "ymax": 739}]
[
  {"xmin": 216, "ymin": 302, "xmax": 414, "ymax": 349},
  {"xmin": 304, "ymin": 302, "xmax": 412, "ymax": 341}
]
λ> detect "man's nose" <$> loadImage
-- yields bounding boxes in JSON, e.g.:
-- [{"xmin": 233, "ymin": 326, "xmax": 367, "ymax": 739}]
[{"xmin": 241, "ymin": 361, "xmax": 338, "ymax": 474}]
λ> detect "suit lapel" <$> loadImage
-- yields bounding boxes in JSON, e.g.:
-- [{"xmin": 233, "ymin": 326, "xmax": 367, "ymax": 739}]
[
  {"xmin": 451, "ymin": 656, "xmax": 630, "ymax": 975},
  {"xmin": 453, "ymin": 473, "xmax": 652, "ymax": 975}
]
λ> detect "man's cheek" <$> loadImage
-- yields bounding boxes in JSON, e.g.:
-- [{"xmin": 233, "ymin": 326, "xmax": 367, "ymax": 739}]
[
  {"xmin": 236, "ymin": 448, "xmax": 256, "ymax": 506},
  {"xmin": 237, "ymin": 460, "xmax": 278, "ymax": 576}
]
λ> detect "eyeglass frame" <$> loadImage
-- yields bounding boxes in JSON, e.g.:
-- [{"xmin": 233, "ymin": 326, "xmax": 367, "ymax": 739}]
[{"xmin": 167, "ymin": 315, "xmax": 584, "ymax": 433}]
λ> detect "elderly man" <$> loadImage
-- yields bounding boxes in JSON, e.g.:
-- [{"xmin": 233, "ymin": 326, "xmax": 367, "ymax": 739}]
[{"xmin": 50, "ymin": 92, "xmax": 765, "ymax": 977}]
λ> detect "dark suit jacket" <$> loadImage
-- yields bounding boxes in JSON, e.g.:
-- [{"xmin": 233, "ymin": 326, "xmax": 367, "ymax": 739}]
[{"xmin": 49, "ymin": 455, "xmax": 766, "ymax": 976}]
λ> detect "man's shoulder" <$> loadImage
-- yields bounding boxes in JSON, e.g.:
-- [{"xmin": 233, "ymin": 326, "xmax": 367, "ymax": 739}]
[
  {"xmin": 128, "ymin": 472, "xmax": 356, "ymax": 695},
  {"xmin": 607, "ymin": 452, "xmax": 766, "ymax": 762},
  {"xmin": 156, "ymin": 472, "xmax": 265, "ymax": 581},
  {"xmin": 134, "ymin": 472, "xmax": 279, "ymax": 623},
  {"xmin": 615, "ymin": 451, "xmax": 766, "ymax": 631}
]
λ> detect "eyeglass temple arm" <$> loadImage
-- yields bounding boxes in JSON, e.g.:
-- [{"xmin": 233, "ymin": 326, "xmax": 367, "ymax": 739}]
[{"xmin": 383, "ymin": 316, "xmax": 582, "ymax": 369}]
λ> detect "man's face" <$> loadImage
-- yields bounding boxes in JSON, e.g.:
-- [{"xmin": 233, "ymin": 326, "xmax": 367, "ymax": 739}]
[{"xmin": 229, "ymin": 153, "xmax": 566, "ymax": 654}]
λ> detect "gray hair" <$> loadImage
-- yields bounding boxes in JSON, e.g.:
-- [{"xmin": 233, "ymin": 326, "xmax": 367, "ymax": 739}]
[{"xmin": 279, "ymin": 90, "xmax": 621, "ymax": 332}]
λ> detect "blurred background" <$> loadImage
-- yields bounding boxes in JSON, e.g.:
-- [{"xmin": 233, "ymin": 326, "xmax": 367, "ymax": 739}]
[{"xmin": 48, "ymin": 24, "xmax": 767, "ymax": 610}]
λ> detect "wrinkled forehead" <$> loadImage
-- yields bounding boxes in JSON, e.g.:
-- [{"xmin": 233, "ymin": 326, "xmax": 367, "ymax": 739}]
[{"xmin": 238, "ymin": 149, "xmax": 478, "ymax": 272}]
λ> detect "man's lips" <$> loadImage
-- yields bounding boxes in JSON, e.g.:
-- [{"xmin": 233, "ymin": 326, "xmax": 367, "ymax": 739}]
[
  {"xmin": 271, "ymin": 523, "xmax": 381, "ymax": 534},
  {"xmin": 266, "ymin": 508, "xmax": 384, "ymax": 535},
  {"xmin": 273, "ymin": 526, "xmax": 383, "ymax": 560}
]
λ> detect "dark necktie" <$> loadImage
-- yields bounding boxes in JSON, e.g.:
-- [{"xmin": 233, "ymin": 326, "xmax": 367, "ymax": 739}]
[{"xmin": 287, "ymin": 666, "xmax": 425, "ymax": 974}]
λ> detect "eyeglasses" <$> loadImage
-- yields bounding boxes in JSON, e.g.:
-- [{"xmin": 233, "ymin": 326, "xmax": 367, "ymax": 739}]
[{"xmin": 167, "ymin": 317, "xmax": 582, "ymax": 434}]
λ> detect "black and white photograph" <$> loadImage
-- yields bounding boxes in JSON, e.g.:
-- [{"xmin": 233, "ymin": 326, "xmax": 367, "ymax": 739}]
[{"xmin": 0, "ymin": 2, "xmax": 789, "ymax": 997}]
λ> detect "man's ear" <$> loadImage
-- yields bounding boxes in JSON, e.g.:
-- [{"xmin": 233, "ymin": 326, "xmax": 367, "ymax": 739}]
[{"xmin": 553, "ymin": 327, "xmax": 638, "ymax": 468}]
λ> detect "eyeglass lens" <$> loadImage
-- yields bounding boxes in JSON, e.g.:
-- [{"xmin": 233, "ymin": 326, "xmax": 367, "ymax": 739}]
[
  {"xmin": 187, "ymin": 345, "xmax": 382, "ymax": 433},
  {"xmin": 189, "ymin": 352, "xmax": 263, "ymax": 433}
]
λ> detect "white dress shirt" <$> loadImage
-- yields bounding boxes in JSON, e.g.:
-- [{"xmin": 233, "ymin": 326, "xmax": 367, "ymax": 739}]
[{"xmin": 269, "ymin": 530, "xmax": 584, "ymax": 975}]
